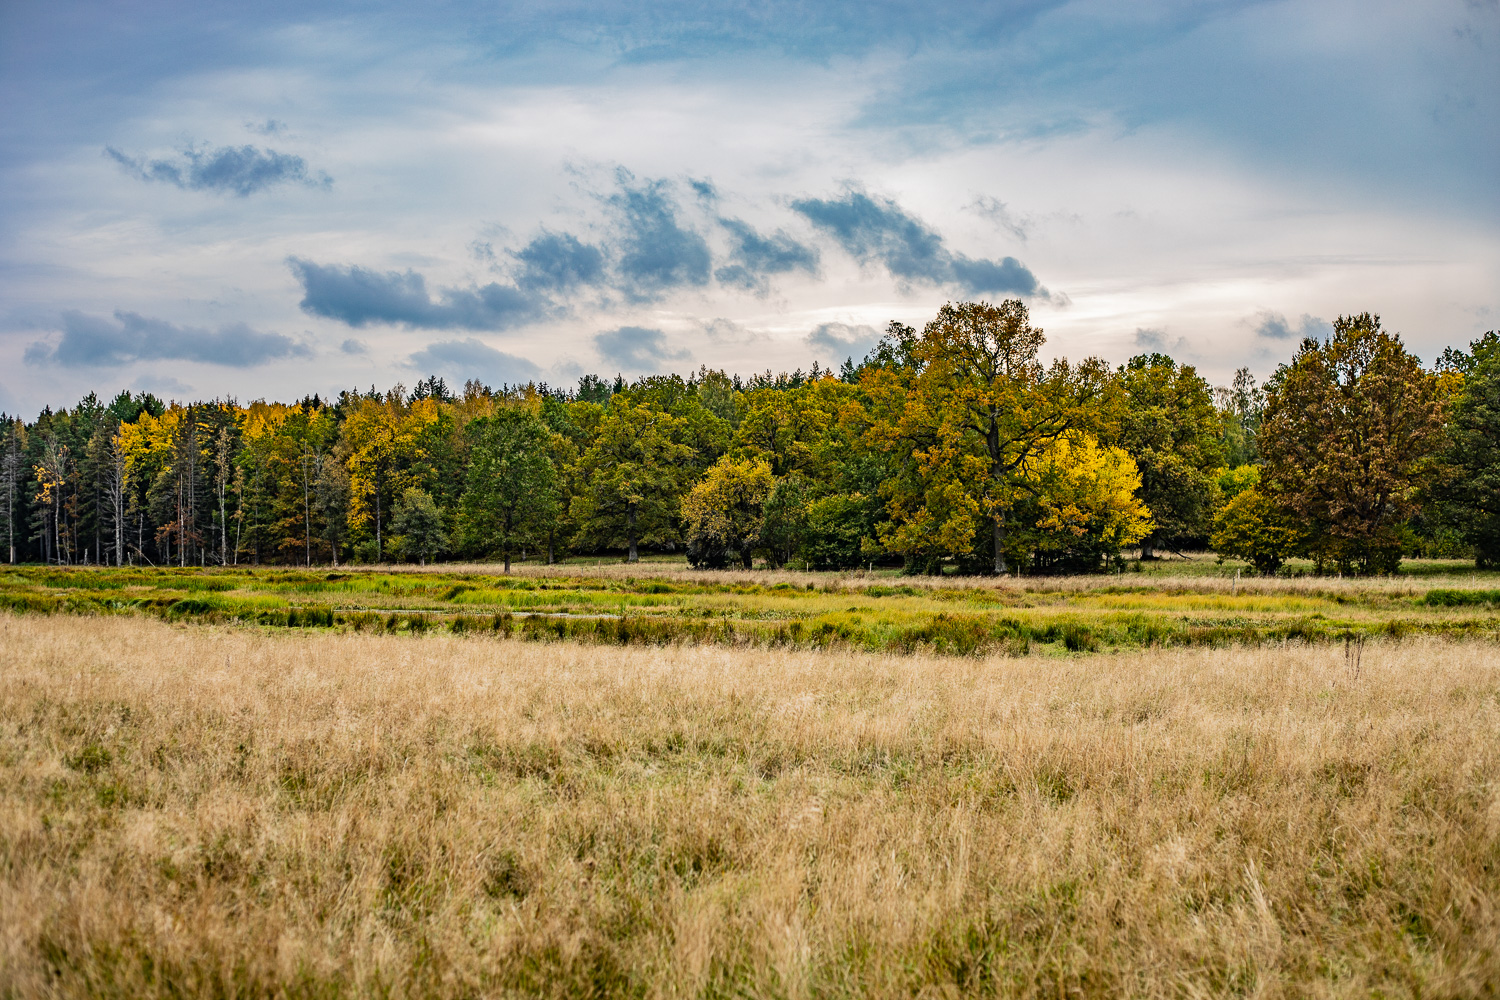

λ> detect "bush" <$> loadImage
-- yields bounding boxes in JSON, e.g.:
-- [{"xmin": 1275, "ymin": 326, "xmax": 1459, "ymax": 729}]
[
  {"xmin": 1210, "ymin": 485, "xmax": 1301, "ymax": 575},
  {"xmin": 802, "ymin": 493, "xmax": 871, "ymax": 571}
]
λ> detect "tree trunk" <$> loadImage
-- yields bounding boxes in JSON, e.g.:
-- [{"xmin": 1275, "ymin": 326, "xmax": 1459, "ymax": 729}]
[
  {"xmin": 504, "ymin": 510, "xmax": 513, "ymax": 574},
  {"xmin": 303, "ymin": 453, "xmax": 311, "ymax": 567},
  {"xmin": 1141, "ymin": 542, "xmax": 1155, "ymax": 560},
  {"xmin": 375, "ymin": 489, "xmax": 382, "ymax": 562},
  {"xmin": 993, "ymin": 511, "xmax": 1008, "ymax": 575},
  {"xmin": 626, "ymin": 503, "xmax": 639, "ymax": 563}
]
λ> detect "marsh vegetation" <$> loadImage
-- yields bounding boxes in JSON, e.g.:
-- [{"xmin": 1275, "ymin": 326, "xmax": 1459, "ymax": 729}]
[{"xmin": 6, "ymin": 560, "xmax": 1500, "ymax": 657}]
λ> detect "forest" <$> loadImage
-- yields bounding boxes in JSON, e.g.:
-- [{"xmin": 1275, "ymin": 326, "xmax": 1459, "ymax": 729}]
[{"xmin": 4, "ymin": 299, "xmax": 1497, "ymax": 577}]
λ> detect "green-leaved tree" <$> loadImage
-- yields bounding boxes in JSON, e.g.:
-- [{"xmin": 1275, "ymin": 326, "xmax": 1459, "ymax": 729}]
[
  {"xmin": 458, "ymin": 409, "xmax": 558, "ymax": 573},
  {"xmin": 390, "ymin": 486, "xmax": 448, "ymax": 565},
  {"xmin": 1115, "ymin": 354, "xmax": 1226, "ymax": 557}
]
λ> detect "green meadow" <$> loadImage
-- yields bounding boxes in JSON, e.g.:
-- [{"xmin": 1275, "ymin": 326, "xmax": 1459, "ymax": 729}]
[{"xmin": 7, "ymin": 558, "xmax": 1500, "ymax": 655}]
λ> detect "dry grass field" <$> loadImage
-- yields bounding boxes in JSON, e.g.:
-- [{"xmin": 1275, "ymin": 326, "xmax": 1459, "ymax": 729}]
[{"xmin": 3, "ymin": 613, "xmax": 1500, "ymax": 998}]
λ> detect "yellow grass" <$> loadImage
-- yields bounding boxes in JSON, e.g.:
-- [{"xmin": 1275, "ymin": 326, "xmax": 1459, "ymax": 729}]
[{"xmin": 2, "ymin": 614, "xmax": 1499, "ymax": 998}]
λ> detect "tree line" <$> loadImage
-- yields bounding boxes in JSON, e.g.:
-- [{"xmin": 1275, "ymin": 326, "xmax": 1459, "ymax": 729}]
[{"xmin": 4, "ymin": 300, "xmax": 1495, "ymax": 575}]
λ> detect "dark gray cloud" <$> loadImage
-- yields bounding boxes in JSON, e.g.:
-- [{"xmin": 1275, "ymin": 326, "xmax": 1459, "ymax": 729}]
[
  {"xmin": 105, "ymin": 143, "xmax": 330, "ymax": 197},
  {"xmin": 949, "ymin": 256, "xmax": 1040, "ymax": 296},
  {"xmin": 407, "ymin": 338, "xmax": 541, "ymax": 384},
  {"xmin": 24, "ymin": 310, "xmax": 311, "ymax": 368},
  {"xmin": 714, "ymin": 217, "xmax": 820, "ymax": 293},
  {"xmin": 791, "ymin": 190, "xmax": 1044, "ymax": 297},
  {"xmin": 510, "ymin": 231, "xmax": 607, "ymax": 292},
  {"xmin": 339, "ymin": 338, "xmax": 368, "ymax": 355},
  {"xmin": 1253, "ymin": 311, "xmax": 1332, "ymax": 341},
  {"xmin": 805, "ymin": 321, "xmax": 881, "ymax": 364},
  {"xmin": 288, "ymin": 258, "xmax": 545, "ymax": 330},
  {"xmin": 594, "ymin": 325, "xmax": 689, "ymax": 370},
  {"xmin": 606, "ymin": 173, "xmax": 712, "ymax": 301}
]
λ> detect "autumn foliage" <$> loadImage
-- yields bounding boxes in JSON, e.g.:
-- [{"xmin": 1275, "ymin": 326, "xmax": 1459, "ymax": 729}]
[{"xmin": 1, "ymin": 303, "xmax": 1491, "ymax": 575}]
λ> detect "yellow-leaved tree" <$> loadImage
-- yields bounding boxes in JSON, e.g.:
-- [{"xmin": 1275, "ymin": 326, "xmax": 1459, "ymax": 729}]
[
  {"xmin": 681, "ymin": 456, "xmax": 775, "ymax": 569},
  {"xmin": 1008, "ymin": 433, "xmax": 1153, "ymax": 573}
]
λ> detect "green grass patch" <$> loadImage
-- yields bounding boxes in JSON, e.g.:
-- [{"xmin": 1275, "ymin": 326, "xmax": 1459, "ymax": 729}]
[{"xmin": 2, "ymin": 564, "xmax": 1498, "ymax": 656}]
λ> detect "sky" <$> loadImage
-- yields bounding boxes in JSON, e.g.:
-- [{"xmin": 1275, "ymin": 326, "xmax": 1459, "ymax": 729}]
[{"xmin": 1, "ymin": 0, "xmax": 1497, "ymax": 413}]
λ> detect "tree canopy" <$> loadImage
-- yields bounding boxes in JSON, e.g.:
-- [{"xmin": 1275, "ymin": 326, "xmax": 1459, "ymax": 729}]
[
  {"xmin": 1260, "ymin": 313, "xmax": 1445, "ymax": 574},
  {"xmin": 0, "ymin": 302, "xmax": 1480, "ymax": 578}
]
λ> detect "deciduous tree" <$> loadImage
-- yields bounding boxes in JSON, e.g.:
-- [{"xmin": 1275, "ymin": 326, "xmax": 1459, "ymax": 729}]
[
  {"xmin": 457, "ymin": 408, "xmax": 558, "ymax": 573},
  {"xmin": 570, "ymin": 400, "xmax": 696, "ymax": 562},
  {"xmin": 873, "ymin": 300, "xmax": 1119, "ymax": 573},
  {"xmin": 681, "ymin": 456, "xmax": 774, "ymax": 569},
  {"xmin": 998, "ymin": 433, "xmax": 1153, "ymax": 573},
  {"xmin": 1115, "ymin": 353, "xmax": 1225, "ymax": 556},
  {"xmin": 390, "ymin": 486, "xmax": 448, "ymax": 565},
  {"xmin": 1210, "ymin": 482, "xmax": 1301, "ymax": 575},
  {"xmin": 1431, "ymin": 330, "xmax": 1500, "ymax": 565},
  {"xmin": 1260, "ymin": 313, "xmax": 1444, "ymax": 574}
]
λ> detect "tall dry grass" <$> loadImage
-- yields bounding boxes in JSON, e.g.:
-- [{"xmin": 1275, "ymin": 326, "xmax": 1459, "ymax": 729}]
[{"xmin": 2, "ymin": 613, "xmax": 1498, "ymax": 998}]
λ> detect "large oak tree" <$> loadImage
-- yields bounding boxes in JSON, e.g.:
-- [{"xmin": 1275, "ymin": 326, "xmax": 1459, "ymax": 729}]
[
  {"xmin": 871, "ymin": 300, "xmax": 1120, "ymax": 574},
  {"xmin": 1260, "ymin": 313, "xmax": 1444, "ymax": 574}
]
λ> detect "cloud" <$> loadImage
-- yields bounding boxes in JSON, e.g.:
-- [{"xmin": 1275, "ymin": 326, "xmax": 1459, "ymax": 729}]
[
  {"xmin": 131, "ymin": 374, "xmax": 194, "ymax": 398},
  {"xmin": 407, "ymin": 338, "xmax": 541, "ymax": 384},
  {"xmin": 105, "ymin": 143, "xmax": 330, "ymax": 197},
  {"xmin": 1253, "ymin": 311, "xmax": 1333, "ymax": 341},
  {"xmin": 606, "ymin": 173, "xmax": 712, "ymax": 300},
  {"xmin": 805, "ymin": 321, "xmax": 881, "ymax": 364},
  {"xmin": 24, "ymin": 310, "xmax": 311, "ymax": 368},
  {"xmin": 593, "ymin": 326, "xmax": 690, "ymax": 370},
  {"xmin": 791, "ymin": 190, "xmax": 1044, "ymax": 297},
  {"xmin": 714, "ymin": 217, "xmax": 820, "ymax": 293},
  {"xmin": 1132, "ymin": 328, "xmax": 1191, "ymax": 355},
  {"xmin": 288, "ymin": 258, "xmax": 545, "ymax": 330},
  {"xmin": 245, "ymin": 119, "xmax": 288, "ymax": 136},
  {"xmin": 339, "ymin": 338, "xmax": 368, "ymax": 355},
  {"xmin": 966, "ymin": 196, "xmax": 1029, "ymax": 241},
  {"xmin": 699, "ymin": 317, "xmax": 768, "ymax": 344},
  {"xmin": 510, "ymin": 231, "xmax": 607, "ymax": 292}
]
